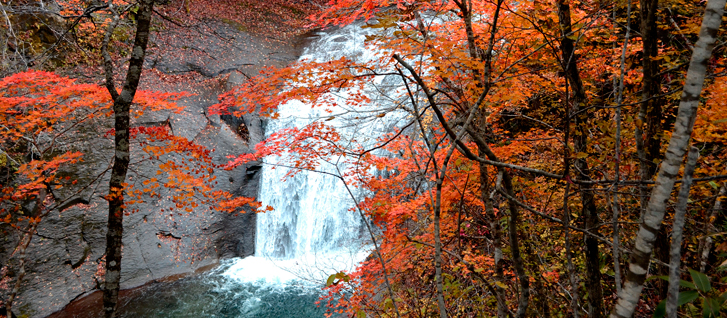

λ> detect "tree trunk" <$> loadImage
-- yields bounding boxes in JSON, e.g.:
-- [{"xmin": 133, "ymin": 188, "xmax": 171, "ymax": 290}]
[
  {"xmin": 525, "ymin": 236, "xmax": 552, "ymax": 318},
  {"xmin": 4, "ymin": 188, "xmax": 46, "ymax": 318},
  {"xmin": 480, "ymin": 159, "xmax": 508, "ymax": 318},
  {"xmin": 637, "ymin": 0, "xmax": 672, "ymax": 298},
  {"xmin": 698, "ymin": 184, "xmax": 726, "ymax": 272},
  {"xmin": 610, "ymin": 0, "xmax": 726, "ymax": 315},
  {"xmin": 638, "ymin": 0, "xmax": 663, "ymax": 181},
  {"xmin": 434, "ymin": 169, "xmax": 450, "ymax": 318},
  {"xmin": 556, "ymin": 1, "xmax": 604, "ymax": 316},
  {"xmin": 665, "ymin": 146, "xmax": 699, "ymax": 318},
  {"xmin": 102, "ymin": 1, "xmax": 155, "ymax": 317}
]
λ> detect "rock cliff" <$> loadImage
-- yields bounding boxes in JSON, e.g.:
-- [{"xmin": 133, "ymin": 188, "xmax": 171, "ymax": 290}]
[{"xmin": 0, "ymin": 21, "xmax": 302, "ymax": 318}]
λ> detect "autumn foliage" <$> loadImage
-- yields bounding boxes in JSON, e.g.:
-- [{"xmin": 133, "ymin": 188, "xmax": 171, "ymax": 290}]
[
  {"xmin": 2, "ymin": 0, "xmax": 727, "ymax": 315},
  {"xmin": 216, "ymin": 0, "xmax": 727, "ymax": 316},
  {"xmin": 0, "ymin": 68, "xmax": 259, "ymax": 315}
]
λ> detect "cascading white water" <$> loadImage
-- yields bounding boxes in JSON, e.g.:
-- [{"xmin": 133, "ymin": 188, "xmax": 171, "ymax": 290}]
[
  {"xmin": 223, "ymin": 22, "xmax": 408, "ymax": 287},
  {"xmin": 256, "ymin": 30, "xmax": 373, "ymax": 261}
]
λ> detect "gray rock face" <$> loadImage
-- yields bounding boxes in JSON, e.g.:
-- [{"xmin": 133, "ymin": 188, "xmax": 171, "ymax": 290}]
[{"xmin": 0, "ymin": 21, "xmax": 302, "ymax": 318}]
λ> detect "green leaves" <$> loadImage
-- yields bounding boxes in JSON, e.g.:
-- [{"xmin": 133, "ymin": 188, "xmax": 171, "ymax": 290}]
[
  {"xmin": 326, "ymin": 271, "xmax": 351, "ymax": 287},
  {"xmin": 648, "ymin": 275, "xmax": 697, "ymax": 289},
  {"xmin": 689, "ymin": 268, "xmax": 712, "ymax": 292},
  {"xmin": 702, "ymin": 297, "xmax": 721, "ymax": 318},
  {"xmin": 679, "ymin": 290, "xmax": 700, "ymax": 306},
  {"xmin": 652, "ymin": 270, "xmax": 722, "ymax": 318},
  {"xmin": 652, "ymin": 291, "xmax": 707, "ymax": 318},
  {"xmin": 653, "ymin": 301, "xmax": 666, "ymax": 318}
]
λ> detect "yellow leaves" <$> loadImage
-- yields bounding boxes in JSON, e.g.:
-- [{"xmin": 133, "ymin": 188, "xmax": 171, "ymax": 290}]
[{"xmin": 362, "ymin": 15, "xmax": 398, "ymax": 30}]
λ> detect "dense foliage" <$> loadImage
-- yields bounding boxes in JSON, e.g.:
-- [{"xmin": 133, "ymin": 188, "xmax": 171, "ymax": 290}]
[
  {"xmin": 2, "ymin": 0, "xmax": 727, "ymax": 316},
  {"xmin": 216, "ymin": 0, "xmax": 727, "ymax": 316}
]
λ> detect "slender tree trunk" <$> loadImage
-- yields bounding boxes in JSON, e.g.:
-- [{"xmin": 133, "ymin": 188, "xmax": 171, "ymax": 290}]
[
  {"xmin": 500, "ymin": 171, "xmax": 530, "ymax": 318},
  {"xmin": 638, "ymin": 0, "xmax": 663, "ymax": 181},
  {"xmin": 102, "ymin": 1, "xmax": 155, "ymax": 317},
  {"xmin": 665, "ymin": 147, "xmax": 699, "ymax": 318},
  {"xmin": 612, "ymin": 0, "xmax": 633, "ymax": 295},
  {"xmin": 698, "ymin": 184, "xmax": 725, "ymax": 272},
  {"xmin": 562, "ymin": 182, "xmax": 581, "ymax": 318},
  {"xmin": 434, "ymin": 173, "xmax": 449, "ymax": 318},
  {"xmin": 556, "ymin": 1, "xmax": 604, "ymax": 316},
  {"xmin": 637, "ymin": 0, "xmax": 672, "ymax": 297},
  {"xmin": 524, "ymin": 231, "xmax": 552, "ymax": 318},
  {"xmin": 610, "ymin": 0, "xmax": 726, "ymax": 315},
  {"xmin": 634, "ymin": 0, "xmax": 660, "ymax": 221},
  {"xmin": 4, "ymin": 188, "xmax": 46, "ymax": 318},
  {"xmin": 480, "ymin": 160, "xmax": 508, "ymax": 318}
]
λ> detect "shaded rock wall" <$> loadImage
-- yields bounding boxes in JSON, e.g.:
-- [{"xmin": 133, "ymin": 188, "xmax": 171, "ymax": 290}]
[{"xmin": 1, "ymin": 21, "xmax": 303, "ymax": 318}]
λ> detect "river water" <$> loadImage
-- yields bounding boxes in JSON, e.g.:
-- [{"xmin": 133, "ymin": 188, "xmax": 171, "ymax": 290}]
[{"xmin": 114, "ymin": 259, "xmax": 329, "ymax": 318}]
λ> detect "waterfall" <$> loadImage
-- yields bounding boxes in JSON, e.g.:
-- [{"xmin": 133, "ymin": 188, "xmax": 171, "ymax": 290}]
[
  {"xmin": 223, "ymin": 22, "xmax": 408, "ymax": 287},
  {"xmin": 116, "ymin": 21, "xmax": 412, "ymax": 318},
  {"xmin": 255, "ymin": 100, "xmax": 366, "ymax": 261}
]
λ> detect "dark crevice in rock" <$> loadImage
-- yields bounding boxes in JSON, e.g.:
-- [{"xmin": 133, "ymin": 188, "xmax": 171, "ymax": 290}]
[
  {"xmin": 156, "ymin": 231, "xmax": 182, "ymax": 240},
  {"xmin": 57, "ymin": 197, "xmax": 90, "ymax": 212}
]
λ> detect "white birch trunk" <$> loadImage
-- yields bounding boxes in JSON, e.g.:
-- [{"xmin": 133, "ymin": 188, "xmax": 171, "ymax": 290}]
[
  {"xmin": 666, "ymin": 147, "xmax": 699, "ymax": 318},
  {"xmin": 609, "ymin": 0, "xmax": 726, "ymax": 316}
]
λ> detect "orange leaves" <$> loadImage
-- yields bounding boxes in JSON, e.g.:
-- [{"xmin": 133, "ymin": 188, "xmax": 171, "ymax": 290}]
[
  {"xmin": 210, "ymin": 0, "xmax": 727, "ymax": 314},
  {"xmin": 313, "ymin": 0, "xmax": 387, "ymax": 26},
  {"xmin": 214, "ymin": 194, "xmax": 269, "ymax": 214},
  {"xmin": 225, "ymin": 121, "xmax": 351, "ymax": 178},
  {"xmin": 695, "ymin": 74, "xmax": 727, "ymax": 144},
  {"xmin": 133, "ymin": 90, "xmax": 189, "ymax": 114},
  {"xmin": 0, "ymin": 71, "xmax": 112, "ymax": 146},
  {"xmin": 122, "ymin": 121, "xmax": 267, "ymax": 217},
  {"xmin": 11, "ymin": 151, "xmax": 83, "ymax": 201},
  {"xmin": 0, "ymin": 70, "xmax": 262, "ymax": 235},
  {"xmin": 211, "ymin": 58, "xmax": 375, "ymax": 120}
]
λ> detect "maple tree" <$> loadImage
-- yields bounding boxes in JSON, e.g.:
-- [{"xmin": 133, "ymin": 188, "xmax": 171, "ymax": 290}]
[
  {"xmin": 0, "ymin": 65, "xmax": 252, "ymax": 317},
  {"xmin": 0, "ymin": 2, "xmax": 265, "ymax": 318},
  {"xmin": 216, "ymin": 0, "xmax": 727, "ymax": 316}
]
